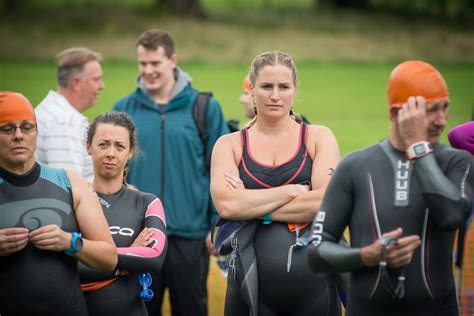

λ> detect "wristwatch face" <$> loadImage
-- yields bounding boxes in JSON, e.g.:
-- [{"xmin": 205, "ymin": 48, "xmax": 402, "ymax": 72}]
[
  {"xmin": 74, "ymin": 235, "xmax": 83, "ymax": 252},
  {"xmin": 414, "ymin": 144, "xmax": 428, "ymax": 155}
]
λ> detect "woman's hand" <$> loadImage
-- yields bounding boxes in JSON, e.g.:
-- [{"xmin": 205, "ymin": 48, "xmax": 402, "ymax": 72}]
[
  {"xmin": 29, "ymin": 224, "xmax": 72, "ymax": 252},
  {"xmin": 130, "ymin": 228, "xmax": 155, "ymax": 247},
  {"xmin": 0, "ymin": 227, "xmax": 29, "ymax": 256},
  {"xmin": 225, "ymin": 173, "xmax": 245, "ymax": 190}
]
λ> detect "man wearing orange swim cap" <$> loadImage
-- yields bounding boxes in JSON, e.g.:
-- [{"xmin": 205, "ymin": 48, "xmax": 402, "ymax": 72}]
[
  {"xmin": 0, "ymin": 91, "xmax": 117, "ymax": 315},
  {"xmin": 387, "ymin": 60, "xmax": 449, "ymax": 145},
  {"xmin": 308, "ymin": 61, "xmax": 473, "ymax": 315}
]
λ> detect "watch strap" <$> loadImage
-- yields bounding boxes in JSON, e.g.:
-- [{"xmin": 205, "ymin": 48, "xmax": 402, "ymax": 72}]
[{"xmin": 65, "ymin": 232, "xmax": 82, "ymax": 256}]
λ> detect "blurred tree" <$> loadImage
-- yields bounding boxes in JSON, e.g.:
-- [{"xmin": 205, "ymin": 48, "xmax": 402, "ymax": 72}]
[
  {"xmin": 155, "ymin": 0, "xmax": 208, "ymax": 18},
  {"xmin": 317, "ymin": 0, "xmax": 369, "ymax": 9},
  {"xmin": 3, "ymin": 0, "xmax": 19, "ymax": 10}
]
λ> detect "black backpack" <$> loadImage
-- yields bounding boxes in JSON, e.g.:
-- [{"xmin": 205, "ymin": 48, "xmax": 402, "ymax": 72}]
[{"xmin": 192, "ymin": 92, "xmax": 239, "ymax": 172}]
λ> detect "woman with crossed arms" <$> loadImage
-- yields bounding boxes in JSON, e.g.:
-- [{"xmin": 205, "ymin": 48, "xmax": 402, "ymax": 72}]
[
  {"xmin": 210, "ymin": 51, "xmax": 342, "ymax": 315},
  {"xmin": 79, "ymin": 112, "xmax": 167, "ymax": 316}
]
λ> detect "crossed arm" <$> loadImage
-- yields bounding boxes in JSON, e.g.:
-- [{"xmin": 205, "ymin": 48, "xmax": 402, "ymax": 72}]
[{"xmin": 210, "ymin": 125, "xmax": 340, "ymax": 223}]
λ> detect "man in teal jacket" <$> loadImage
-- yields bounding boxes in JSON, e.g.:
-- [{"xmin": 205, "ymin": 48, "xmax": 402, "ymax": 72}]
[{"xmin": 113, "ymin": 29, "xmax": 229, "ymax": 316}]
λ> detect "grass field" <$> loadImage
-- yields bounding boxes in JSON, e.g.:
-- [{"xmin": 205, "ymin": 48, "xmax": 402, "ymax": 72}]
[
  {"xmin": 2, "ymin": 59, "xmax": 471, "ymax": 315},
  {"xmin": 1, "ymin": 60, "xmax": 471, "ymax": 155}
]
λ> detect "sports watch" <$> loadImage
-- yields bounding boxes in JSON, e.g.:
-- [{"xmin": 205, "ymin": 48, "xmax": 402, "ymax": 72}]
[
  {"xmin": 64, "ymin": 232, "xmax": 83, "ymax": 256},
  {"xmin": 405, "ymin": 141, "xmax": 433, "ymax": 160}
]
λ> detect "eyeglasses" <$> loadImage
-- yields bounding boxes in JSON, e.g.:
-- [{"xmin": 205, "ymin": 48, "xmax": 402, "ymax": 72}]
[{"xmin": 0, "ymin": 123, "xmax": 37, "ymax": 135}]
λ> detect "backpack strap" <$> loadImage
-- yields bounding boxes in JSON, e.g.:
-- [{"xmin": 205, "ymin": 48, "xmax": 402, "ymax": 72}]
[{"xmin": 192, "ymin": 92, "xmax": 212, "ymax": 172}]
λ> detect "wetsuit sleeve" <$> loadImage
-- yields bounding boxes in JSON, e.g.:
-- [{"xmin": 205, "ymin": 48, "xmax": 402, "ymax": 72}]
[
  {"xmin": 117, "ymin": 197, "xmax": 167, "ymax": 272},
  {"xmin": 413, "ymin": 151, "xmax": 473, "ymax": 231},
  {"xmin": 307, "ymin": 155, "xmax": 365, "ymax": 273}
]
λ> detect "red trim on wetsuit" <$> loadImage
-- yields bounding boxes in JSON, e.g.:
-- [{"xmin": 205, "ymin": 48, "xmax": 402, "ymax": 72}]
[{"xmin": 244, "ymin": 123, "xmax": 304, "ymax": 168}]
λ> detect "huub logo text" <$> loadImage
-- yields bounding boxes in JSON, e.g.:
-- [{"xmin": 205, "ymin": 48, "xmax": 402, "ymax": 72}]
[
  {"xmin": 395, "ymin": 160, "xmax": 410, "ymax": 206},
  {"xmin": 310, "ymin": 211, "xmax": 326, "ymax": 246}
]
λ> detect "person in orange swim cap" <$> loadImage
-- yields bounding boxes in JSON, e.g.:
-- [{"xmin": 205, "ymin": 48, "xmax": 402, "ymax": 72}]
[
  {"xmin": 0, "ymin": 91, "xmax": 36, "ymax": 125},
  {"xmin": 239, "ymin": 74, "xmax": 255, "ymax": 119},
  {"xmin": 387, "ymin": 60, "xmax": 450, "ymax": 145},
  {"xmin": 307, "ymin": 60, "xmax": 472, "ymax": 316},
  {"xmin": 0, "ymin": 91, "xmax": 117, "ymax": 315}
]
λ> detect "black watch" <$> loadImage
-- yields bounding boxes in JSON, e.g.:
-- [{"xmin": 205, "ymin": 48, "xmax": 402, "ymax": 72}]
[
  {"xmin": 405, "ymin": 141, "xmax": 433, "ymax": 160},
  {"xmin": 64, "ymin": 232, "xmax": 83, "ymax": 256}
]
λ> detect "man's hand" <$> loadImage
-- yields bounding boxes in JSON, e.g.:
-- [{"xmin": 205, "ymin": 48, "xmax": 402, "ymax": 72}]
[
  {"xmin": 361, "ymin": 228, "xmax": 421, "ymax": 268},
  {"xmin": 0, "ymin": 227, "xmax": 29, "ymax": 256},
  {"xmin": 397, "ymin": 96, "xmax": 429, "ymax": 148},
  {"xmin": 29, "ymin": 224, "xmax": 71, "ymax": 252}
]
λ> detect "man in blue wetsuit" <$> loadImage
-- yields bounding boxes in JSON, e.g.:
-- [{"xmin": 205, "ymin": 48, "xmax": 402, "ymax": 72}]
[{"xmin": 307, "ymin": 61, "xmax": 473, "ymax": 316}]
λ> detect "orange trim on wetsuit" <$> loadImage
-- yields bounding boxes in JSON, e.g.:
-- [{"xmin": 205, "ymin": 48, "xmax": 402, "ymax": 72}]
[{"xmin": 81, "ymin": 278, "xmax": 119, "ymax": 292}]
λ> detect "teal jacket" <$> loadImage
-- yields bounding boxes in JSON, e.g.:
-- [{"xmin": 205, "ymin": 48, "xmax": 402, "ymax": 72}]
[{"xmin": 113, "ymin": 69, "xmax": 229, "ymax": 239}]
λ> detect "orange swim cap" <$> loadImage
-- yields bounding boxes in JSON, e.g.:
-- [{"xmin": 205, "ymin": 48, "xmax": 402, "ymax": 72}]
[
  {"xmin": 0, "ymin": 92, "xmax": 36, "ymax": 125},
  {"xmin": 387, "ymin": 60, "xmax": 448, "ymax": 114},
  {"xmin": 242, "ymin": 75, "xmax": 251, "ymax": 92}
]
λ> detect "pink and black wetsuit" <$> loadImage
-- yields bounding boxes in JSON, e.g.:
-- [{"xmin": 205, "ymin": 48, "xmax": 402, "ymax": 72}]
[
  {"xmin": 225, "ymin": 123, "xmax": 342, "ymax": 316},
  {"xmin": 79, "ymin": 185, "xmax": 167, "ymax": 316}
]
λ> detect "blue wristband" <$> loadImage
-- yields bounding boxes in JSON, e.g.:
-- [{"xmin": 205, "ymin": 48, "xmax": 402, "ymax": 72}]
[
  {"xmin": 64, "ymin": 232, "xmax": 83, "ymax": 256},
  {"xmin": 262, "ymin": 213, "xmax": 272, "ymax": 224}
]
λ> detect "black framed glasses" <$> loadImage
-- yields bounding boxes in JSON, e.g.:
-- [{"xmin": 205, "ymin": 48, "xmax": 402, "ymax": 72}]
[{"xmin": 0, "ymin": 123, "xmax": 37, "ymax": 135}]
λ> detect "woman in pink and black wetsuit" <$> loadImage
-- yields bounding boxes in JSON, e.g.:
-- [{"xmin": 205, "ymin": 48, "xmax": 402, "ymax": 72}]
[
  {"xmin": 79, "ymin": 112, "xmax": 167, "ymax": 316},
  {"xmin": 210, "ymin": 51, "xmax": 342, "ymax": 315}
]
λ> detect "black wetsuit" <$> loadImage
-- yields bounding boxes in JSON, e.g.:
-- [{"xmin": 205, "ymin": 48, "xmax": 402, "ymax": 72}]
[
  {"xmin": 308, "ymin": 140, "xmax": 473, "ymax": 316},
  {"xmin": 79, "ymin": 186, "xmax": 167, "ymax": 316},
  {"xmin": 0, "ymin": 163, "xmax": 87, "ymax": 316},
  {"xmin": 225, "ymin": 124, "xmax": 341, "ymax": 316}
]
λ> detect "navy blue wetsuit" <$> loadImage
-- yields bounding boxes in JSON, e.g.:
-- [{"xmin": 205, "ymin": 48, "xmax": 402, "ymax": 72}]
[
  {"xmin": 79, "ymin": 186, "xmax": 167, "ymax": 316},
  {"xmin": 0, "ymin": 163, "xmax": 87, "ymax": 316},
  {"xmin": 225, "ymin": 123, "xmax": 342, "ymax": 316},
  {"xmin": 308, "ymin": 140, "xmax": 473, "ymax": 316}
]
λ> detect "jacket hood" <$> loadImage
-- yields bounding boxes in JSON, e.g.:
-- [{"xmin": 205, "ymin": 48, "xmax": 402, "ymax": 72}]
[{"xmin": 136, "ymin": 67, "xmax": 193, "ymax": 104}]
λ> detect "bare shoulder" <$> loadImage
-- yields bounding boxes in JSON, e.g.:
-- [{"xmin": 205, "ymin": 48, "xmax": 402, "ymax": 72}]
[
  {"xmin": 215, "ymin": 130, "xmax": 242, "ymax": 150},
  {"xmin": 66, "ymin": 170, "xmax": 96, "ymax": 201},
  {"xmin": 306, "ymin": 124, "xmax": 337, "ymax": 144},
  {"xmin": 212, "ymin": 130, "xmax": 243, "ymax": 167}
]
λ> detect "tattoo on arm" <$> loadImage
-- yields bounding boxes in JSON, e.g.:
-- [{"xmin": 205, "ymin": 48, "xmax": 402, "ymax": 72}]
[{"xmin": 328, "ymin": 168, "xmax": 335, "ymax": 176}]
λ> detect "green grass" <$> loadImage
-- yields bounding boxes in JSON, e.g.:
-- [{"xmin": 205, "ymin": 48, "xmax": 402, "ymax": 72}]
[
  {"xmin": 1, "ymin": 60, "xmax": 471, "ymax": 155},
  {"xmin": 1, "ymin": 2, "xmax": 473, "ymax": 63}
]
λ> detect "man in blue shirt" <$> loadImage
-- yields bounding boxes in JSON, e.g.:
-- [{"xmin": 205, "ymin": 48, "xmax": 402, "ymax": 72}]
[{"xmin": 113, "ymin": 29, "xmax": 229, "ymax": 316}]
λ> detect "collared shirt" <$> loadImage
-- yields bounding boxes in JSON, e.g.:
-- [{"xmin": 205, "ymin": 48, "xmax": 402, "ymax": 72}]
[{"xmin": 35, "ymin": 90, "xmax": 93, "ymax": 182}]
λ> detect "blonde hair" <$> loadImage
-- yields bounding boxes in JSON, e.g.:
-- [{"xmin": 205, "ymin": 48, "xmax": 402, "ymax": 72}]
[{"xmin": 247, "ymin": 51, "xmax": 300, "ymax": 127}]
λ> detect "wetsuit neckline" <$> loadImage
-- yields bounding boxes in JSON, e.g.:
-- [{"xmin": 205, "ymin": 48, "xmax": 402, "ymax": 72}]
[
  {"xmin": 96, "ymin": 185, "xmax": 125, "ymax": 197},
  {"xmin": 0, "ymin": 162, "xmax": 40, "ymax": 186}
]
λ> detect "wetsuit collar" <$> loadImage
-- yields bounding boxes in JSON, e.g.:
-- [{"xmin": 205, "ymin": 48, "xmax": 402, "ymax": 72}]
[{"xmin": 0, "ymin": 162, "xmax": 40, "ymax": 186}]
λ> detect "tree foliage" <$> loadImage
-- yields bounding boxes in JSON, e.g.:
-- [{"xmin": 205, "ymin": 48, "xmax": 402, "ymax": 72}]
[
  {"xmin": 315, "ymin": 0, "xmax": 474, "ymax": 19},
  {"xmin": 154, "ymin": 0, "xmax": 207, "ymax": 18}
]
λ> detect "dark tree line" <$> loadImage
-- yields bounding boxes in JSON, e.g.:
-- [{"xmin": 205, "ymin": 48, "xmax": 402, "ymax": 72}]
[
  {"xmin": 3, "ymin": 0, "xmax": 473, "ymax": 20},
  {"xmin": 316, "ymin": 0, "xmax": 474, "ymax": 18}
]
